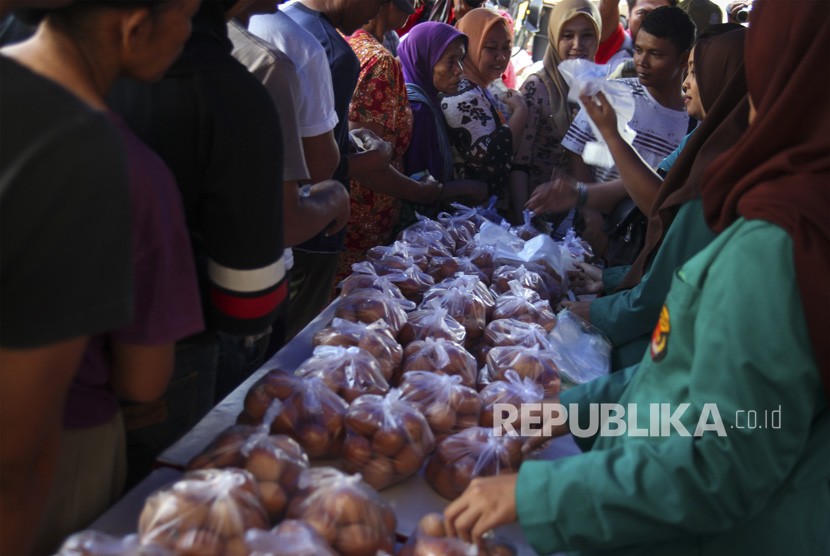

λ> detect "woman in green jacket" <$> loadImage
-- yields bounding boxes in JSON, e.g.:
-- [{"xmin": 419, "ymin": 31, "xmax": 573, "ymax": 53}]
[{"xmin": 444, "ymin": 2, "xmax": 830, "ymax": 554}]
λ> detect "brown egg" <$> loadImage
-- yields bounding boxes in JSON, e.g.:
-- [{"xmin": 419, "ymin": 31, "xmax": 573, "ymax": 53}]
[
  {"xmin": 245, "ymin": 447, "xmax": 283, "ymax": 482},
  {"xmin": 417, "ymin": 512, "xmax": 446, "ymax": 538},
  {"xmin": 205, "ymin": 498, "xmax": 245, "ymax": 538},
  {"xmin": 393, "ymin": 444, "xmax": 425, "ymax": 476},
  {"xmin": 224, "ymin": 535, "xmax": 249, "ymax": 556},
  {"xmin": 174, "ymin": 528, "xmax": 224, "ymax": 556},
  {"xmin": 258, "ymin": 480, "xmax": 288, "ymax": 518},
  {"xmin": 425, "ymin": 458, "xmax": 458, "ymax": 500},
  {"xmin": 298, "ymin": 423, "xmax": 330, "ymax": 457},
  {"xmin": 335, "ymin": 524, "xmax": 380, "ymax": 556},
  {"xmin": 371, "ymin": 427, "xmax": 404, "ymax": 457},
  {"xmin": 425, "ymin": 403, "xmax": 456, "ymax": 434},
  {"xmin": 342, "ymin": 434, "xmax": 373, "ymax": 468},
  {"xmin": 360, "ymin": 456, "xmax": 396, "ymax": 490},
  {"xmin": 346, "ymin": 406, "xmax": 381, "ymax": 437},
  {"xmin": 302, "ymin": 512, "xmax": 338, "ymax": 545}
]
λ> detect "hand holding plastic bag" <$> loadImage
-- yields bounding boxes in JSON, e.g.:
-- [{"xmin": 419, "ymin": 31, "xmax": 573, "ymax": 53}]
[{"xmin": 558, "ymin": 59, "xmax": 637, "ymax": 169}]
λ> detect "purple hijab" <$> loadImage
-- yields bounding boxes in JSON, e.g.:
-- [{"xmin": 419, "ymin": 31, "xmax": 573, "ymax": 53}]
[
  {"xmin": 399, "ymin": 22, "xmax": 467, "ymax": 181},
  {"xmin": 399, "ymin": 22, "xmax": 467, "ymax": 107}
]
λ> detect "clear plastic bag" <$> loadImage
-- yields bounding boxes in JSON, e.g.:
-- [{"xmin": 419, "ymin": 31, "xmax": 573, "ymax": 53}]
[
  {"xmin": 491, "ymin": 281, "xmax": 557, "ymax": 331},
  {"xmin": 436, "ymin": 210, "xmax": 478, "ymax": 248},
  {"xmin": 56, "ymin": 532, "xmax": 172, "ymax": 556},
  {"xmin": 446, "ymin": 202, "xmax": 490, "ymax": 231},
  {"xmin": 245, "ymin": 521, "xmax": 336, "ymax": 556},
  {"xmin": 342, "ymin": 389, "xmax": 435, "ymax": 489},
  {"xmin": 510, "ymin": 209, "xmax": 544, "ymax": 241},
  {"xmin": 476, "ymin": 221, "xmax": 567, "ymax": 280},
  {"xmin": 398, "ymin": 215, "xmax": 456, "ymax": 254},
  {"xmin": 366, "ymin": 240, "xmax": 430, "ymax": 271},
  {"xmin": 483, "ymin": 319, "xmax": 552, "ymax": 350},
  {"xmin": 431, "ymin": 274, "xmax": 496, "ymax": 316},
  {"xmin": 558, "ymin": 58, "xmax": 637, "ymax": 170},
  {"xmin": 453, "ymin": 241, "xmax": 496, "ymax": 279},
  {"xmin": 313, "ymin": 318, "xmax": 403, "ymax": 384},
  {"xmin": 242, "ymin": 370, "xmax": 349, "ymax": 459},
  {"xmin": 337, "ymin": 262, "xmax": 407, "ymax": 302},
  {"xmin": 399, "ymin": 371, "xmax": 482, "ymax": 442},
  {"xmin": 138, "ymin": 468, "xmax": 269, "ymax": 556},
  {"xmin": 398, "ymin": 513, "xmax": 516, "ymax": 556},
  {"xmin": 398, "ymin": 301, "xmax": 467, "ymax": 346},
  {"xmin": 548, "ymin": 309, "xmax": 612, "ymax": 387},
  {"xmin": 491, "ymin": 264, "xmax": 549, "ymax": 299},
  {"xmin": 482, "ymin": 345, "xmax": 561, "ymax": 398},
  {"xmin": 401, "ymin": 337, "xmax": 478, "ymax": 388},
  {"xmin": 285, "ymin": 468, "xmax": 397, "ymax": 556},
  {"xmin": 424, "ymin": 427, "xmax": 523, "ymax": 500},
  {"xmin": 479, "ymin": 370, "xmax": 545, "ymax": 430},
  {"xmin": 334, "ymin": 288, "xmax": 415, "ymax": 336},
  {"xmin": 187, "ymin": 425, "xmax": 308, "ymax": 521},
  {"xmin": 420, "ymin": 285, "xmax": 489, "ymax": 348},
  {"xmin": 426, "ymin": 255, "xmax": 490, "ymax": 286},
  {"xmin": 295, "ymin": 345, "xmax": 389, "ymax": 403}
]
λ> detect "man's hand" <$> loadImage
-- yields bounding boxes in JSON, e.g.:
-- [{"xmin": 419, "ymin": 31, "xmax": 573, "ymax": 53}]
[
  {"xmin": 567, "ymin": 261, "xmax": 604, "ymax": 295},
  {"xmin": 308, "ymin": 180, "xmax": 350, "ymax": 236},
  {"xmin": 526, "ymin": 170, "xmax": 578, "ymax": 215},
  {"xmin": 444, "ymin": 474, "xmax": 519, "ymax": 545},
  {"xmin": 580, "ymin": 89, "xmax": 618, "ymax": 139}
]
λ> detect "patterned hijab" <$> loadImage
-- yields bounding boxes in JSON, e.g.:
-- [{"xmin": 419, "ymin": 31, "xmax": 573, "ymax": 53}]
[
  {"xmin": 455, "ymin": 7, "xmax": 511, "ymax": 88},
  {"xmin": 540, "ymin": 0, "xmax": 600, "ymax": 141},
  {"xmin": 619, "ymin": 26, "xmax": 747, "ymax": 289},
  {"xmin": 398, "ymin": 21, "xmax": 467, "ymax": 108},
  {"xmin": 701, "ymin": 0, "xmax": 830, "ymax": 400}
]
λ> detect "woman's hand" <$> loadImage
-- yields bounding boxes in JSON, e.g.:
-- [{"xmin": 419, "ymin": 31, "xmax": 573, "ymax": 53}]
[
  {"xmin": 444, "ymin": 474, "xmax": 519, "ymax": 545},
  {"xmin": 503, "ymin": 88, "xmax": 527, "ymax": 114},
  {"xmin": 579, "ymin": 89, "xmax": 618, "ymax": 139},
  {"xmin": 526, "ymin": 170, "xmax": 578, "ymax": 215},
  {"xmin": 567, "ymin": 261, "xmax": 604, "ymax": 295},
  {"xmin": 560, "ymin": 300, "xmax": 592, "ymax": 322}
]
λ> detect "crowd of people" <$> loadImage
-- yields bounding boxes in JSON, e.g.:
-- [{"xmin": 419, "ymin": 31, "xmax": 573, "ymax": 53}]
[{"xmin": 0, "ymin": 0, "xmax": 827, "ymax": 554}]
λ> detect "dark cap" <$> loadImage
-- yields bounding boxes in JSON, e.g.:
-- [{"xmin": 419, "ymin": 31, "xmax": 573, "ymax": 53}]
[{"xmin": 391, "ymin": 0, "xmax": 415, "ymax": 15}]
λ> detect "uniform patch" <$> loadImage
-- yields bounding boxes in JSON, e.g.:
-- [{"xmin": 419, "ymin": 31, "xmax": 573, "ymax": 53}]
[{"xmin": 650, "ymin": 304, "xmax": 670, "ymax": 362}]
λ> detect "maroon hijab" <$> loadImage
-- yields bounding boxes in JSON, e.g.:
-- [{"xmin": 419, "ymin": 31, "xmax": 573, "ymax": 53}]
[
  {"xmin": 619, "ymin": 27, "xmax": 747, "ymax": 289},
  {"xmin": 702, "ymin": 0, "xmax": 830, "ymax": 399}
]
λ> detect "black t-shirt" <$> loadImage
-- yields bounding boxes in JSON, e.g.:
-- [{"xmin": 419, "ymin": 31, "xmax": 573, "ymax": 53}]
[
  {"xmin": 1, "ymin": 56, "xmax": 132, "ymax": 348},
  {"xmin": 107, "ymin": 4, "xmax": 286, "ymax": 336}
]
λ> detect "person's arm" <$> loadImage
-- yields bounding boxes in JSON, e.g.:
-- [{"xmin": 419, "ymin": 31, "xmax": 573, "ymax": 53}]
[
  {"xmin": 526, "ymin": 172, "xmax": 627, "ymax": 216},
  {"xmin": 598, "ymin": 0, "xmax": 621, "ymax": 43},
  {"xmin": 302, "ymin": 131, "xmax": 340, "ymax": 183},
  {"xmin": 110, "ymin": 342, "xmax": 175, "ymax": 403},
  {"xmin": 0, "ymin": 339, "xmax": 88, "ymax": 555},
  {"xmin": 347, "ymin": 120, "xmax": 440, "ymax": 203},
  {"xmin": 502, "ymin": 89, "xmax": 529, "ymax": 153},
  {"xmin": 283, "ymin": 178, "xmax": 350, "ymax": 246},
  {"xmin": 579, "ymin": 90, "xmax": 663, "ymax": 213}
]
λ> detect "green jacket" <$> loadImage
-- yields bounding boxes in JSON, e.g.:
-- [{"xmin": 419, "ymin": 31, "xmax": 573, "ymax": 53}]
[
  {"xmin": 591, "ymin": 200, "xmax": 716, "ymax": 370},
  {"xmin": 517, "ymin": 219, "xmax": 830, "ymax": 555}
]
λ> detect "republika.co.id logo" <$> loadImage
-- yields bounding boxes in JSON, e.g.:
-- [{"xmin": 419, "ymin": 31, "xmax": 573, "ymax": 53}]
[{"xmin": 492, "ymin": 402, "xmax": 783, "ymax": 438}]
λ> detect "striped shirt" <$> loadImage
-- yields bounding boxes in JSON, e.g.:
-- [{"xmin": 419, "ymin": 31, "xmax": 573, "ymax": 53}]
[{"xmin": 562, "ymin": 78, "xmax": 690, "ymax": 183}]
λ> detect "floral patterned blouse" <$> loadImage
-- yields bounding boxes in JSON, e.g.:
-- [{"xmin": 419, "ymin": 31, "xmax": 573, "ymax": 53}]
[
  {"xmin": 336, "ymin": 29, "xmax": 413, "ymax": 285},
  {"xmin": 513, "ymin": 73, "xmax": 575, "ymax": 189},
  {"xmin": 441, "ymin": 78, "xmax": 513, "ymax": 202}
]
